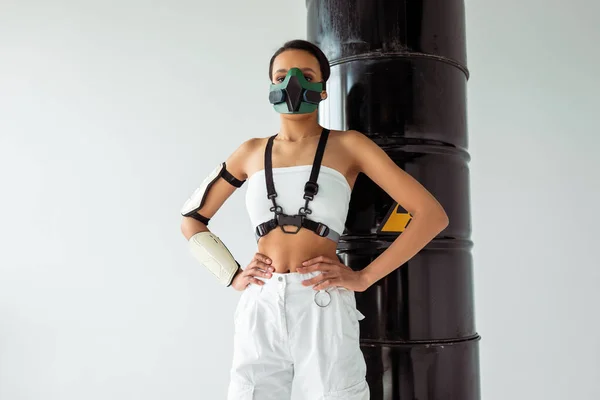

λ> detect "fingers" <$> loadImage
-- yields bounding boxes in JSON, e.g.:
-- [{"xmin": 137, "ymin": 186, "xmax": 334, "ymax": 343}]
[
  {"xmin": 300, "ymin": 271, "xmax": 335, "ymax": 287},
  {"xmin": 250, "ymin": 260, "xmax": 272, "ymax": 273},
  {"xmin": 253, "ymin": 252, "xmax": 272, "ymax": 266},
  {"xmin": 246, "ymin": 253, "xmax": 274, "ymax": 273},
  {"xmin": 302, "ymin": 274, "xmax": 339, "ymax": 290},
  {"xmin": 241, "ymin": 269, "xmax": 271, "ymax": 286},
  {"xmin": 301, "ymin": 275, "xmax": 323, "ymax": 286},
  {"xmin": 248, "ymin": 265, "xmax": 273, "ymax": 279},
  {"xmin": 312, "ymin": 278, "xmax": 337, "ymax": 291},
  {"xmin": 297, "ymin": 262, "xmax": 333, "ymax": 274},
  {"xmin": 247, "ymin": 276, "xmax": 264, "ymax": 286},
  {"xmin": 243, "ymin": 253, "xmax": 275, "ymax": 286},
  {"xmin": 302, "ymin": 255, "xmax": 335, "ymax": 267}
]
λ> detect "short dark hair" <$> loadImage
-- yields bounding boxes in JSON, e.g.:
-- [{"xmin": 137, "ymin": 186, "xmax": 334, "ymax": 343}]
[{"xmin": 268, "ymin": 40, "xmax": 331, "ymax": 84}]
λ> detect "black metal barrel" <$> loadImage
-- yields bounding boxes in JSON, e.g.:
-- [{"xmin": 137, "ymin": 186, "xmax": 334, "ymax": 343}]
[{"xmin": 306, "ymin": 1, "xmax": 481, "ymax": 398}]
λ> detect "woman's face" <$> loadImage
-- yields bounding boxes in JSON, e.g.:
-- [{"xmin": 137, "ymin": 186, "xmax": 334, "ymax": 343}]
[{"xmin": 270, "ymin": 49, "xmax": 327, "ymax": 118}]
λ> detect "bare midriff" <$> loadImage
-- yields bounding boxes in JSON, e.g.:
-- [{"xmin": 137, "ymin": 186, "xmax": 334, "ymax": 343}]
[{"xmin": 256, "ymin": 228, "xmax": 338, "ymax": 273}]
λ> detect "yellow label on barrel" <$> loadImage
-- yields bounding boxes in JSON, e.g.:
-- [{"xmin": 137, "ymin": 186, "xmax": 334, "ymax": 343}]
[{"xmin": 378, "ymin": 203, "xmax": 412, "ymax": 233}]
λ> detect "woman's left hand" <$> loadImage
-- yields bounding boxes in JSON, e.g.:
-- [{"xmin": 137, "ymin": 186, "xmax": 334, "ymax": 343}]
[{"xmin": 297, "ymin": 255, "xmax": 368, "ymax": 292}]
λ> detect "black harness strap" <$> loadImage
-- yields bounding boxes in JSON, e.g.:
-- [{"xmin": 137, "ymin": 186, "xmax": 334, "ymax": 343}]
[
  {"xmin": 257, "ymin": 128, "xmax": 332, "ymax": 239},
  {"xmin": 255, "ymin": 217, "xmax": 330, "ymax": 238},
  {"xmin": 264, "ymin": 135, "xmax": 280, "ymax": 214},
  {"xmin": 300, "ymin": 129, "xmax": 329, "ymax": 214}
]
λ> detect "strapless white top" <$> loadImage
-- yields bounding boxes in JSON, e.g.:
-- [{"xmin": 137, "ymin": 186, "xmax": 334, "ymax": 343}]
[{"xmin": 245, "ymin": 165, "xmax": 352, "ymax": 237}]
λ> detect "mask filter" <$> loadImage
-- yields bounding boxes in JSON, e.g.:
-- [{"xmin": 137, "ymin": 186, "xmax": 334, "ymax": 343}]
[{"xmin": 269, "ymin": 68, "xmax": 325, "ymax": 114}]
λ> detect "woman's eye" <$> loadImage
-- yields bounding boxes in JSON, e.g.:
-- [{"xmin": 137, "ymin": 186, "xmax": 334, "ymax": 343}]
[{"xmin": 275, "ymin": 75, "xmax": 312, "ymax": 83}]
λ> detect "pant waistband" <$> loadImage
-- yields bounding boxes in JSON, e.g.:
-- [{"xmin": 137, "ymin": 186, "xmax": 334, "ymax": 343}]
[{"xmin": 254, "ymin": 271, "xmax": 324, "ymax": 294}]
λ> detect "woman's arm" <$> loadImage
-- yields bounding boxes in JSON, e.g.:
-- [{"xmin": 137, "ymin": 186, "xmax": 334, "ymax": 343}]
[
  {"xmin": 345, "ymin": 130, "xmax": 449, "ymax": 290},
  {"xmin": 180, "ymin": 138, "xmax": 277, "ymax": 290},
  {"xmin": 180, "ymin": 138, "xmax": 256, "ymax": 239}
]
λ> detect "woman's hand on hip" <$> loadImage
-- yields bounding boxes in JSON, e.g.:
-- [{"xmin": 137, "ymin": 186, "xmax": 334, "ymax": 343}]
[
  {"xmin": 297, "ymin": 255, "xmax": 369, "ymax": 292},
  {"xmin": 231, "ymin": 253, "xmax": 274, "ymax": 291}
]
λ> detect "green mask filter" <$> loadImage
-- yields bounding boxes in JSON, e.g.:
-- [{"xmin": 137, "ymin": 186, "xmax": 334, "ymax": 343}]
[{"xmin": 269, "ymin": 68, "xmax": 325, "ymax": 114}]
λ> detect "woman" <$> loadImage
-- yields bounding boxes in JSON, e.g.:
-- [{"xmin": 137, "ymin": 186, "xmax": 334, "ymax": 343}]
[{"xmin": 180, "ymin": 40, "xmax": 449, "ymax": 400}]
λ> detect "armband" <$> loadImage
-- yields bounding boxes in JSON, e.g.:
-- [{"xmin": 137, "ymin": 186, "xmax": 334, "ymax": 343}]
[{"xmin": 181, "ymin": 162, "xmax": 245, "ymax": 224}]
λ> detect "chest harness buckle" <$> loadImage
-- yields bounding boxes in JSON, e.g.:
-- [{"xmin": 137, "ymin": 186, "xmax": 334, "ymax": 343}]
[{"xmin": 254, "ymin": 128, "xmax": 340, "ymax": 243}]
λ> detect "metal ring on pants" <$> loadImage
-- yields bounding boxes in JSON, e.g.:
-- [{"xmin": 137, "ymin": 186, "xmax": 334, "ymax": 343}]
[
  {"xmin": 227, "ymin": 270, "xmax": 368, "ymax": 400},
  {"xmin": 314, "ymin": 288, "xmax": 332, "ymax": 307}
]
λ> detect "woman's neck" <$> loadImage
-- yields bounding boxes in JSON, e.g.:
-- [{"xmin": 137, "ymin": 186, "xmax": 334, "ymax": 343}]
[{"xmin": 277, "ymin": 114, "xmax": 322, "ymax": 142}]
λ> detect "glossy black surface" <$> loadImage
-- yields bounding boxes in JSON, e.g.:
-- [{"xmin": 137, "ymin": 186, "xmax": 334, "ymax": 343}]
[
  {"xmin": 306, "ymin": 0, "xmax": 468, "ymax": 74},
  {"xmin": 307, "ymin": 0, "xmax": 480, "ymax": 398},
  {"xmin": 362, "ymin": 341, "xmax": 480, "ymax": 400}
]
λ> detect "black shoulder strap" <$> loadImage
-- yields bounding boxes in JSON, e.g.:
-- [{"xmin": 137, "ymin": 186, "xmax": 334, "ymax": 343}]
[
  {"xmin": 310, "ymin": 128, "xmax": 330, "ymax": 183},
  {"xmin": 303, "ymin": 128, "xmax": 330, "ymax": 200},
  {"xmin": 264, "ymin": 128, "xmax": 330, "ymax": 202},
  {"xmin": 264, "ymin": 135, "xmax": 278, "ymax": 199}
]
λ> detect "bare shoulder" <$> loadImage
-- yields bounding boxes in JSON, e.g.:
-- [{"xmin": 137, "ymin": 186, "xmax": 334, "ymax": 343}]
[
  {"xmin": 333, "ymin": 129, "xmax": 374, "ymax": 169},
  {"xmin": 337, "ymin": 129, "xmax": 448, "ymax": 219},
  {"xmin": 224, "ymin": 136, "xmax": 267, "ymax": 181},
  {"xmin": 334, "ymin": 129, "xmax": 367, "ymax": 145},
  {"xmin": 337, "ymin": 129, "xmax": 404, "ymax": 177},
  {"xmin": 336, "ymin": 129, "xmax": 368, "ymax": 145},
  {"xmin": 325, "ymin": 129, "xmax": 361, "ymax": 149}
]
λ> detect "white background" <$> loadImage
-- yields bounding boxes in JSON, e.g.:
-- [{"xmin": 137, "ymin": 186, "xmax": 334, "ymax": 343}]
[{"xmin": 1, "ymin": 1, "xmax": 598, "ymax": 399}]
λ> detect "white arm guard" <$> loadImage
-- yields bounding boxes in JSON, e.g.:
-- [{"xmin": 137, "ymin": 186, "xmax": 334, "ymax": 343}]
[
  {"xmin": 189, "ymin": 231, "xmax": 242, "ymax": 286},
  {"xmin": 181, "ymin": 162, "xmax": 245, "ymax": 225}
]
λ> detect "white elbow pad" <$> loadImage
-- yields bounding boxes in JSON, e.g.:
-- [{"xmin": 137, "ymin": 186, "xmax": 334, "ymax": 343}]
[
  {"xmin": 189, "ymin": 231, "xmax": 241, "ymax": 286},
  {"xmin": 181, "ymin": 162, "xmax": 245, "ymax": 225}
]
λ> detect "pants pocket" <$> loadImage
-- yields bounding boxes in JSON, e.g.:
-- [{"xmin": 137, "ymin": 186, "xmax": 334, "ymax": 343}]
[
  {"xmin": 227, "ymin": 380, "xmax": 254, "ymax": 400},
  {"xmin": 324, "ymin": 378, "xmax": 370, "ymax": 399},
  {"xmin": 337, "ymin": 287, "xmax": 366, "ymax": 322}
]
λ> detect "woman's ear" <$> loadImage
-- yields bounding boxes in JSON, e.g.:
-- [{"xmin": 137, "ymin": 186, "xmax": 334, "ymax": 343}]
[{"xmin": 321, "ymin": 91, "xmax": 328, "ymax": 101}]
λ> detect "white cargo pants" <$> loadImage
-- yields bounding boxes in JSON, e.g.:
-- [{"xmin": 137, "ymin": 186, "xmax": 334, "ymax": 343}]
[{"xmin": 227, "ymin": 270, "xmax": 369, "ymax": 400}]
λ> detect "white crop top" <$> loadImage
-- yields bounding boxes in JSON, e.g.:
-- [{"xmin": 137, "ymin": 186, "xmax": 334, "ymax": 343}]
[{"xmin": 245, "ymin": 165, "xmax": 352, "ymax": 238}]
